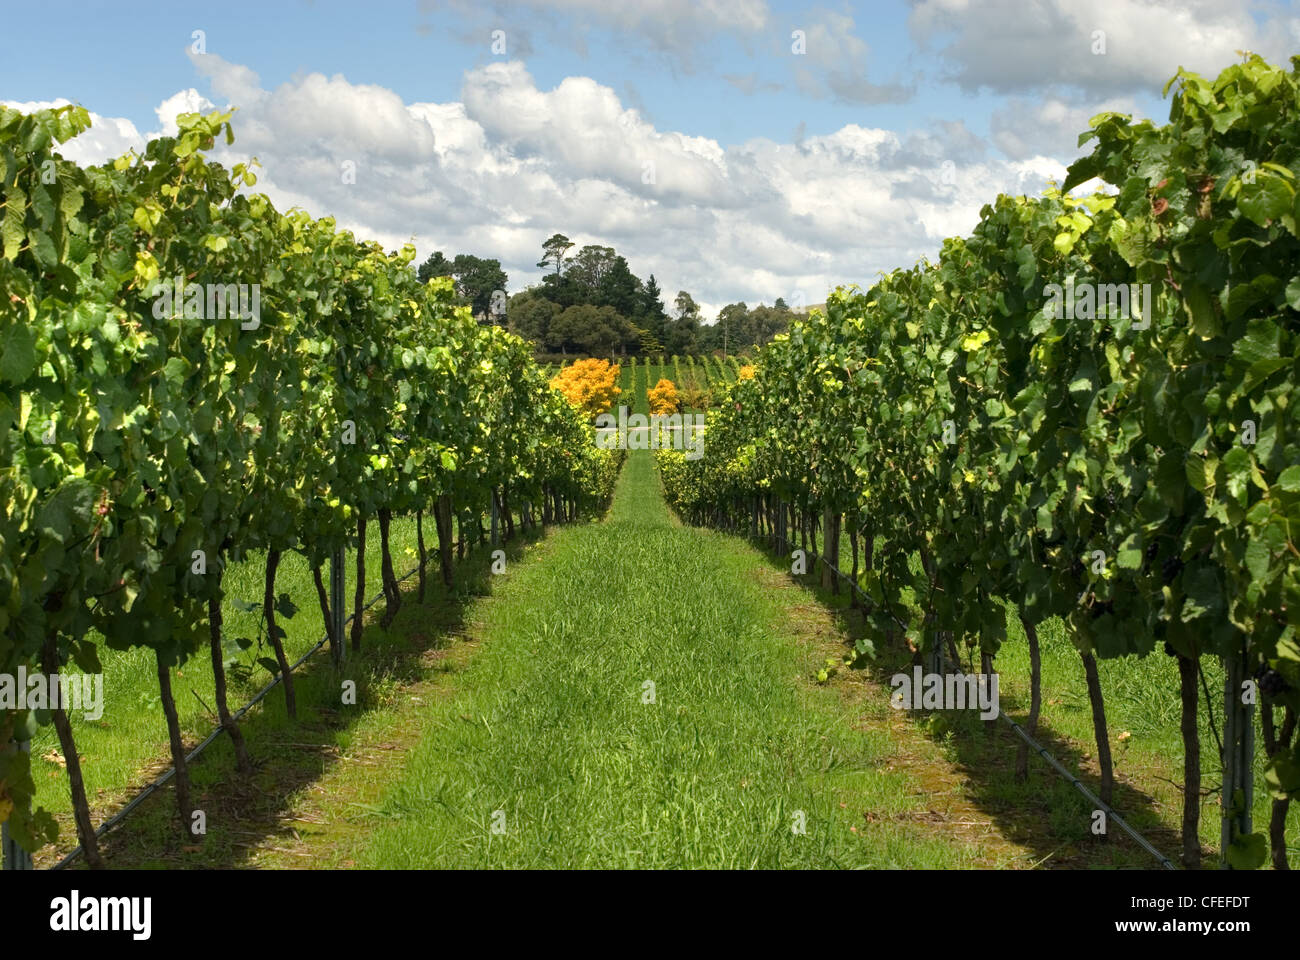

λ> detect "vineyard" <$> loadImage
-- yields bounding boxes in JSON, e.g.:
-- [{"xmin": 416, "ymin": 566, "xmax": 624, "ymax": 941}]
[
  {"xmin": 1, "ymin": 52, "xmax": 1298, "ymax": 885},
  {"xmin": 0, "ymin": 105, "xmax": 619, "ymax": 866},
  {"xmin": 543, "ymin": 353, "xmax": 744, "ymax": 413},
  {"xmin": 660, "ymin": 55, "xmax": 1300, "ymax": 870}
]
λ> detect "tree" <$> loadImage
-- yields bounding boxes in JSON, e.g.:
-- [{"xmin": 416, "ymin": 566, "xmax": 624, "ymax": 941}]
[
  {"xmin": 674, "ymin": 291, "xmax": 700, "ymax": 322},
  {"xmin": 507, "ymin": 289, "xmax": 560, "ymax": 344},
  {"xmin": 417, "ymin": 251, "xmax": 507, "ymax": 323},
  {"xmin": 451, "ymin": 254, "xmax": 507, "ymax": 322},
  {"xmin": 717, "ymin": 302, "xmax": 748, "ymax": 355},
  {"xmin": 741, "ymin": 304, "xmax": 791, "ymax": 349},
  {"xmin": 579, "ymin": 306, "xmax": 637, "ymax": 357},
  {"xmin": 537, "ymin": 233, "xmax": 575, "ymax": 278},
  {"xmin": 417, "ymin": 251, "xmax": 454, "ymax": 284},
  {"xmin": 566, "ymin": 245, "xmax": 618, "ymax": 297},
  {"xmin": 546, "ymin": 304, "xmax": 636, "ymax": 356},
  {"xmin": 546, "ymin": 306, "xmax": 587, "ymax": 354},
  {"xmin": 664, "ymin": 291, "xmax": 701, "ymax": 354},
  {"xmin": 695, "ymin": 319, "xmax": 722, "ymax": 354},
  {"xmin": 596, "ymin": 256, "xmax": 641, "ymax": 317},
  {"xmin": 639, "ymin": 274, "xmax": 667, "ymax": 343},
  {"xmin": 637, "ymin": 326, "xmax": 664, "ymax": 355},
  {"xmin": 521, "ymin": 238, "xmax": 672, "ymax": 355},
  {"xmin": 538, "ymin": 271, "xmax": 581, "ymax": 309}
]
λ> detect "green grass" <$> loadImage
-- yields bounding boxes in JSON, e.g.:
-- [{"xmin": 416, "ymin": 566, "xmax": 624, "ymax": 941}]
[
  {"xmin": 631, "ymin": 359, "xmax": 648, "ymax": 416},
  {"xmin": 616, "ymin": 357, "xmax": 635, "ymax": 402},
  {"xmin": 351, "ymin": 449, "xmax": 998, "ymax": 868},
  {"xmin": 642, "ymin": 362, "xmax": 662, "ymax": 395}
]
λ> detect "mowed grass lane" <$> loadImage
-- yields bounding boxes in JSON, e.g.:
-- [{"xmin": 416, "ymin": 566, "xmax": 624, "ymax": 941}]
[{"xmin": 355, "ymin": 449, "xmax": 989, "ymax": 868}]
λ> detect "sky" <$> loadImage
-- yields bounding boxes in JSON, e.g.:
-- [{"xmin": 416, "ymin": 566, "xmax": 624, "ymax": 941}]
[{"xmin": 5, "ymin": 0, "xmax": 1300, "ymax": 322}]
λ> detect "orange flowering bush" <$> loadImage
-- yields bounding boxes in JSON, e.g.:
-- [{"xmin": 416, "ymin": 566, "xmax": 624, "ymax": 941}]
[
  {"xmin": 550, "ymin": 358, "xmax": 621, "ymax": 419},
  {"xmin": 647, "ymin": 377, "xmax": 680, "ymax": 415}
]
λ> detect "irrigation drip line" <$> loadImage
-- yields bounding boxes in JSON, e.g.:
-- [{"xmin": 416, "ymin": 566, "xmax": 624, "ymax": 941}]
[
  {"xmin": 754, "ymin": 523, "xmax": 1178, "ymax": 870},
  {"xmin": 51, "ymin": 561, "xmax": 423, "ymax": 871}
]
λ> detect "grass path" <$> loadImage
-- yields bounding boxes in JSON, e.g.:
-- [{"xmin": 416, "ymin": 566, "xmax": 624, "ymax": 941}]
[
  {"xmin": 271, "ymin": 449, "xmax": 1027, "ymax": 868},
  {"xmin": 74, "ymin": 445, "xmax": 1194, "ymax": 869}
]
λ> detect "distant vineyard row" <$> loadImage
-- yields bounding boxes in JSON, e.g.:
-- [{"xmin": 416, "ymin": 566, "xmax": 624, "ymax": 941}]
[{"xmin": 544, "ymin": 354, "xmax": 745, "ymax": 389}]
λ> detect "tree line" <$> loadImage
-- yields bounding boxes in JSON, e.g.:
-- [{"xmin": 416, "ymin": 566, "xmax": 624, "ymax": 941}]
[{"xmin": 416, "ymin": 233, "xmax": 796, "ymax": 356}]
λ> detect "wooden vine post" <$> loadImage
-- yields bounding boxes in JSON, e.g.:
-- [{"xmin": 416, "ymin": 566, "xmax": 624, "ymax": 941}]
[{"xmin": 1220, "ymin": 640, "xmax": 1256, "ymax": 869}]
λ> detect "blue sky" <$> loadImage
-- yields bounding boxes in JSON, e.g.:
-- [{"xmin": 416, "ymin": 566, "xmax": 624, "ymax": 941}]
[
  {"xmin": 6, "ymin": 1, "xmax": 1298, "ymax": 318},
  {"xmin": 6, "ymin": 1, "xmax": 1028, "ymax": 145}
]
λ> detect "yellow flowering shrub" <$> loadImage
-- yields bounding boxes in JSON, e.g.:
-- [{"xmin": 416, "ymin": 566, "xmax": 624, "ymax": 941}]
[
  {"xmin": 647, "ymin": 377, "xmax": 680, "ymax": 415},
  {"xmin": 550, "ymin": 358, "xmax": 621, "ymax": 419}
]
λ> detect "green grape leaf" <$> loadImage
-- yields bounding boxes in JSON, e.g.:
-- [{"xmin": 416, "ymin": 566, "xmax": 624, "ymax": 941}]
[{"xmin": 0, "ymin": 323, "xmax": 37, "ymax": 384}]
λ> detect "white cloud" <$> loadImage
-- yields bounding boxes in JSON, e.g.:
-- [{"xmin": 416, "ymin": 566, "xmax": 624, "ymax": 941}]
[
  {"xmin": 188, "ymin": 52, "xmax": 267, "ymax": 108},
  {"xmin": 418, "ymin": 0, "xmax": 769, "ymax": 69},
  {"xmin": 10, "ymin": 57, "xmax": 1083, "ymax": 321},
  {"xmin": 910, "ymin": 0, "xmax": 1292, "ymax": 96},
  {"xmin": 460, "ymin": 61, "xmax": 735, "ymax": 208},
  {"xmin": 796, "ymin": 9, "xmax": 916, "ymax": 105},
  {"xmin": 3, "ymin": 89, "xmax": 225, "ymax": 165},
  {"xmin": 990, "ymin": 91, "xmax": 1140, "ymax": 161},
  {"xmin": 154, "ymin": 89, "xmax": 217, "ymax": 136},
  {"xmin": 0, "ymin": 98, "xmax": 145, "ymax": 165},
  {"xmin": 419, "ymin": 0, "xmax": 905, "ymax": 107}
]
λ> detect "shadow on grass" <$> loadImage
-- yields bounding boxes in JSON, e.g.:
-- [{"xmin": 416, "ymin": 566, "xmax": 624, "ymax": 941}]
[
  {"xmin": 52, "ymin": 527, "xmax": 548, "ymax": 870},
  {"xmin": 741, "ymin": 529, "xmax": 1188, "ymax": 871}
]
